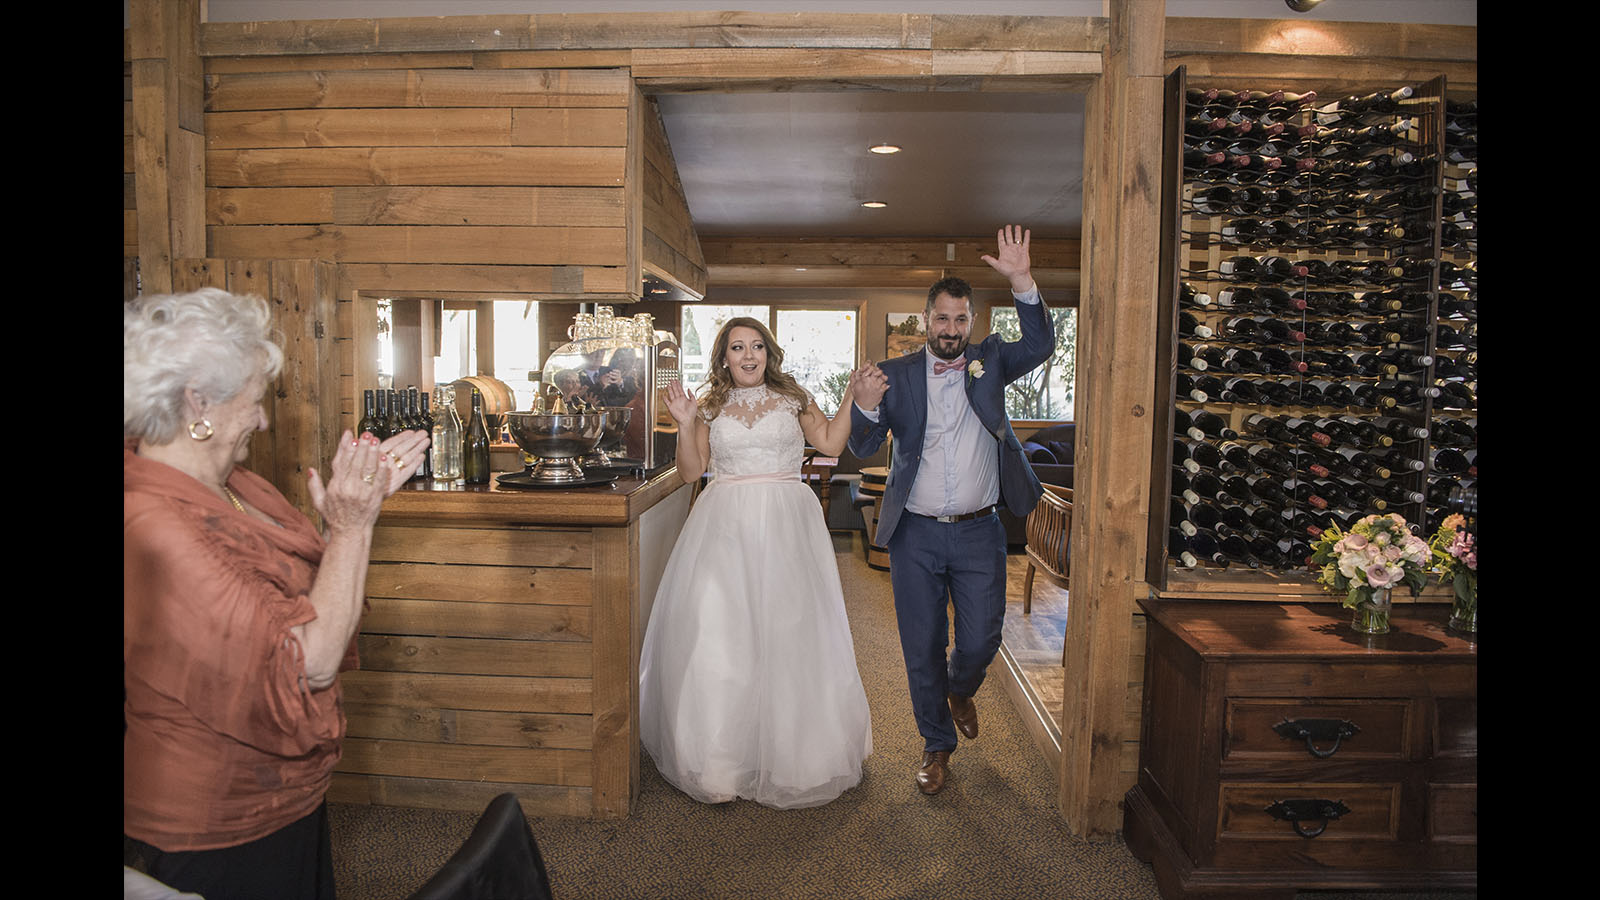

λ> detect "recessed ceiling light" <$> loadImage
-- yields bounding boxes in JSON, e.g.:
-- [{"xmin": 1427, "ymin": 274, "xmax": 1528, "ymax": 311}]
[
  {"xmin": 870, "ymin": 143, "xmax": 902, "ymax": 155},
  {"xmin": 861, "ymin": 200, "xmax": 887, "ymax": 208}
]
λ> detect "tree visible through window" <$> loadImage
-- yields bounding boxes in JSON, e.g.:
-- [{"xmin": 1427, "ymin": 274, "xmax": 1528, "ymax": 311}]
[{"xmin": 991, "ymin": 306, "xmax": 1077, "ymax": 421}]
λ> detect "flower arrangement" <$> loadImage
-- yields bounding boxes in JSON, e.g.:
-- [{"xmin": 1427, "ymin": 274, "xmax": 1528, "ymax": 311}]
[
  {"xmin": 1428, "ymin": 513, "xmax": 1477, "ymax": 628},
  {"xmin": 1308, "ymin": 513, "xmax": 1430, "ymax": 609}
]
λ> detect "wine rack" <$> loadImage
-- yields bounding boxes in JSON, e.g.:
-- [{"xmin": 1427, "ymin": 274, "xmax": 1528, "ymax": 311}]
[{"xmin": 1147, "ymin": 67, "xmax": 1476, "ymax": 595}]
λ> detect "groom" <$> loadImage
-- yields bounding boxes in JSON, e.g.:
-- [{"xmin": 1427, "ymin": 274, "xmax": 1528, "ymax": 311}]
[{"xmin": 848, "ymin": 225, "xmax": 1055, "ymax": 795}]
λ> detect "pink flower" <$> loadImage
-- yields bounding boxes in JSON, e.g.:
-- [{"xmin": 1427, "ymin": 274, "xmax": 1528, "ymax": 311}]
[
  {"xmin": 1340, "ymin": 532, "xmax": 1369, "ymax": 551},
  {"xmin": 1364, "ymin": 562, "xmax": 1400, "ymax": 588}
]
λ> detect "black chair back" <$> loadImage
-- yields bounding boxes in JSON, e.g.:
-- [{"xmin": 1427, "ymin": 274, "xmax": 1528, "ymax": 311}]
[{"xmin": 405, "ymin": 793, "xmax": 555, "ymax": 900}]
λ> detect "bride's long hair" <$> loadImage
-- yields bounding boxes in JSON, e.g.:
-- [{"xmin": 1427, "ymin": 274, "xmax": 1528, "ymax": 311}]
[{"xmin": 698, "ymin": 317, "xmax": 811, "ymax": 420}]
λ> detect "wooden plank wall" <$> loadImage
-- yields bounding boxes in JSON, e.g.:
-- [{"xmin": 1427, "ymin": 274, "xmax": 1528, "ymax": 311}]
[
  {"xmin": 166, "ymin": 257, "xmax": 341, "ymax": 524},
  {"xmin": 202, "ymin": 55, "xmax": 635, "ymax": 300},
  {"xmin": 639, "ymin": 88, "xmax": 706, "ymax": 299},
  {"xmin": 335, "ymin": 524, "xmax": 601, "ymax": 816}
]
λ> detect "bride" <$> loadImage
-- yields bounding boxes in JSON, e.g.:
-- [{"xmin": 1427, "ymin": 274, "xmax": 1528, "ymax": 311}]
[{"xmin": 640, "ymin": 317, "xmax": 873, "ymax": 809}]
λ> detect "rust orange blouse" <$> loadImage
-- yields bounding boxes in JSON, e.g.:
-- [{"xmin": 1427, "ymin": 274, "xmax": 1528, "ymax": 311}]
[{"xmin": 124, "ymin": 449, "xmax": 357, "ymax": 851}]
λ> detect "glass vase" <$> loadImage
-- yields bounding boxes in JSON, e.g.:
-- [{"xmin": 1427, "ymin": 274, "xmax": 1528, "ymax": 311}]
[
  {"xmin": 1447, "ymin": 593, "xmax": 1476, "ymax": 636},
  {"xmin": 1350, "ymin": 588, "xmax": 1392, "ymax": 635}
]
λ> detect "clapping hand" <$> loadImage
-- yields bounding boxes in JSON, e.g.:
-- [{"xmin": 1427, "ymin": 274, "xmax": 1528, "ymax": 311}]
[
  {"xmin": 664, "ymin": 379, "xmax": 699, "ymax": 426},
  {"xmin": 979, "ymin": 224, "xmax": 1036, "ymax": 294},
  {"xmin": 308, "ymin": 428, "xmax": 428, "ymax": 535}
]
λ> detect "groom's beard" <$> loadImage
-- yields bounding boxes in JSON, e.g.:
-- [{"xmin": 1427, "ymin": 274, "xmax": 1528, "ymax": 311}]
[{"xmin": 928, "ymin": 333, "xmax": 969, "ymax": 360}]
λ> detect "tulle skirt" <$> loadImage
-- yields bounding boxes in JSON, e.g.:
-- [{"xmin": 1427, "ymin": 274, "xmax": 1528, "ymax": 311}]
[{"xmin": 639, "ymin": 477, "xmax": 872, "ymax": 809}]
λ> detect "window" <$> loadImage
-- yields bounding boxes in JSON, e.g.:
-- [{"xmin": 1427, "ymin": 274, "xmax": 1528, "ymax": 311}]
[
  {"xmin": 681, "ymin": 304, "xmax": 860, "ymax": 415},
  {"xmin": 990, "ymin": 305, "xmax": 1077, "ymax": 421}
]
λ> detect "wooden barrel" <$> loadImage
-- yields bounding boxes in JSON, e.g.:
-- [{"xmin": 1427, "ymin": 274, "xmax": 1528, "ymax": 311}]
[{"xmin": 452, "ymin": 374, "xmax": 517, "ymax": 425}]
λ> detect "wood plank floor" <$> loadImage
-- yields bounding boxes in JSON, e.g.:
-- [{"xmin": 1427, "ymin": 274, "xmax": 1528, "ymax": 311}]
[{"xmin": 999, "ymin": 552, "xmax": 1067, "ymax": 766}]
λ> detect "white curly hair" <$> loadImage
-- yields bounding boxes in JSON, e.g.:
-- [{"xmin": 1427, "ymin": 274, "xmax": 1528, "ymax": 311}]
[{"xmin": 124, "ymin": 288, "xmax": 284, "ymax": 444}]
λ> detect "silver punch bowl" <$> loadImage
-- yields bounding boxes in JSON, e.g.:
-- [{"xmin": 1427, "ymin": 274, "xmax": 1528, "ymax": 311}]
[
  {"xmin": 505, "ymin": 411, "xmax": 609, "ymax": 484},
  {"xmin": 583, "ymin": 406, "xmax": 633, "ymax": 467}
]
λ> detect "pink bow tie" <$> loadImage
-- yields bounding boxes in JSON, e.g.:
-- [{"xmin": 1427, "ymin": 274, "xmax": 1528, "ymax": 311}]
[{"xmin": 932, "ymin": 357, "xmax": 968, "ymax": 375}]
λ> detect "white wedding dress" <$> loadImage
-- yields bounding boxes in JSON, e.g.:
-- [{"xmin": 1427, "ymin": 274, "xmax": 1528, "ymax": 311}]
[{"xmin": 640, "ymin": 383, "xmax": 872, "ymax": 809}]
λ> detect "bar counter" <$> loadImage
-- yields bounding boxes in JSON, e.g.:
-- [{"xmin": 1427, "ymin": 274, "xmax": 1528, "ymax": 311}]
[{"xmin": 330, "ymin": 466, "xmax": 694, "ymax": 819}]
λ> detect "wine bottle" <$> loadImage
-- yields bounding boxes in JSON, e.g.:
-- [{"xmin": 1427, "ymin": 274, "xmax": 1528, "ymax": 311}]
[
  {"xmin": 359, "ymin": 389, "xmax": 381, "ymax": 439},
  {"xmin": 430, "ymin": 385, "xmax": 464, "ymax": 483},
  {"xmin": 1190, "ymin": 410, "xmax": 1239, "ymax": 440},
  {"xmin": 416, "ymin": 391, "xmax": 434, "ymax": 480},
  {"xmin": 1186, "ymin": 529, "xmax": 1230, "ymax": 567},
  {"xmin": 1168, "ymin": 529, "xmax": 1200, "ymax": 569},
  {"xmin": 1372, "ymin": 447, "xmax": 1426, "ymax": 473},
  {"xmin": 371, "ymin": 389, "xmax": 393, "ymax": 439},
  {"xmin": 1374, "ymin": 480, "xmax": 1426, "ymax": 506},
  {"xmin": 1224, "ymin": 347, "xmax": 1268, "ymax": 373},
  {"xmin": 463, "ymin": 387, "xmax": 492, "ymax": 485},
  {"xmin": 1179, "ymin": 283, "xmax": 1214, "ymax": 309},
  {"xmin": 1179, "ymin": 311, "xmax": 1215, "ymax": 339},
  {"xmin": 1431, "ymin": 447, "xmax": 1477, "ymax": 477},
  {"xmin": 385, "ymin": 389, "xmax": 406, "ymax": 439},
  {"xmin": 1371, "ymin": 415, "xmax": 1429, "ymax": 442},
  {"xmin": 1435, "ymin": 382, "xmax": 1477, "ymax": 410},
  {"xmin": 1175, "ymin": 372, "xmax": 1209, "ymax": 403},
  {"xmin": 1258, "ymin": 347, "xmax": 1308, "ymax": 375}
]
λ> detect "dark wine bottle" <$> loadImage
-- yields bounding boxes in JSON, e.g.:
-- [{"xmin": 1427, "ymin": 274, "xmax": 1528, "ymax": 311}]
[
  {"xmin": 372, "ymin": 389, "xmax": 393, "ymax": 439},
  {"xmin": 463, "ymin": 387, "xmax": 492, "ymax": 485},
  {"xmin": 384, "ymin": 389, "xmax": 405, "ymax": 439},
  {"xmin": 416, "ymin": 391, "xmax": 434, "ymax": 479},
  {"xmin": 359, "ymin": 389, "xmax": 381, "ymax": 439}
]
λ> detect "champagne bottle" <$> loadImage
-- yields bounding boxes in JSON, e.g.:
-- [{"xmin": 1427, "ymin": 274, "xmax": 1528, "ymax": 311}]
[
  {"xmin": 463, "ymin": 387, "xmax": 492, "ymax": 485},
  {"xmin": 430, "ymin": 385, "xmax": 464, "ymax": 483},
  {"xmin": 359, "ymin": 389, "xmax": 381, "ymax": 439}
]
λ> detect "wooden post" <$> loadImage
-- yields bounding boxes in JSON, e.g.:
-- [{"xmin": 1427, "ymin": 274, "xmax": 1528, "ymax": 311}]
[
  {"xmin": 129, "ymin": 0, "xmax": 204, "ymax": 295},
  {"xmin": 1060, "ymin": 0, "xmax": 1164, "ymax": 838}
]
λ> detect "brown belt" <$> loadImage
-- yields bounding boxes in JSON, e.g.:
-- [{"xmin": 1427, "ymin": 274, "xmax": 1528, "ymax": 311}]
[{"xmin": 914, "ymin": 504, "xmax": 998, "ymax": 524}]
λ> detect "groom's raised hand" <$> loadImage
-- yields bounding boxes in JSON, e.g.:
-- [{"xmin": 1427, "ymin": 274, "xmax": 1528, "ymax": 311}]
[{"xmin": 979, "ymin": 224, "xmax": 1036, "ymax": 294}]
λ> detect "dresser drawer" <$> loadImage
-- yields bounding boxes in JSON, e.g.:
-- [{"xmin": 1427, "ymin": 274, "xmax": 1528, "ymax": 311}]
[
  {"xmin": 1224, "ymin": 699, "xmax": 1410, "ymax": 762},
  {"xmin": 1434, "ymin": 697, "xmax": 1477, "ymax": 757},
  {"xmin": 1218, "ymin": 782, "xmax": 1400, "ymax": 841},
  {"xmin": 1428, "ymin": 783, "xmax": 1477, "ymax": 842}
]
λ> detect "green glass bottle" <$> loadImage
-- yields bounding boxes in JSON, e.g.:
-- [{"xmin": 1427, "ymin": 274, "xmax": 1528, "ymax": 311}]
[
  {"xmin": 385, "ymin": 389, "xmax": 405, "ymax": 437},
  {"xmin": 463, "ymin": 387, "xmax": 492, "ymax": 485},
  {"xmin": 372, "ymin": 389, "xmax": 392, "ymax": 439},
  {"xmin": 358, "ymin": 389, "xmax": 381, "ymax": 439}
]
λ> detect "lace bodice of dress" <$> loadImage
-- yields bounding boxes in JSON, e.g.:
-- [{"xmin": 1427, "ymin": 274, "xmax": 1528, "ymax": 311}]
[{"xmin": 707, "ymin": 384, "xmax": 808, "ymax": 477}]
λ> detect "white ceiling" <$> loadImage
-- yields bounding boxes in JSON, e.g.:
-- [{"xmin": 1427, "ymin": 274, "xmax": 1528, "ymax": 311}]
[{"xmin": 142, "ymin": 1, "xmax": 1477, "ymax": 243}]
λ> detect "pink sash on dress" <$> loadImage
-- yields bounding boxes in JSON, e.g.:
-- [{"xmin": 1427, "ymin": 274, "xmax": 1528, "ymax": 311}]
[{"xmin": 713, "ymin": 471, "xmax": 799, "ymax": 485}]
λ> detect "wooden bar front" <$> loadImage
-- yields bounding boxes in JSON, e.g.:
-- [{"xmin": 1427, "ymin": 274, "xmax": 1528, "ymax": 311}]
[{"xmin": 328, "ymin": 467, "xmax": 692, "ymax": 818}]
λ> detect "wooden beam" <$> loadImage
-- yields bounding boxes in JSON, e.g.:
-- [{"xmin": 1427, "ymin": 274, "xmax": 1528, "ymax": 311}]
[{"xmin": 1059, "ymin": 0, "xmax": 1164, "ymax": 840}]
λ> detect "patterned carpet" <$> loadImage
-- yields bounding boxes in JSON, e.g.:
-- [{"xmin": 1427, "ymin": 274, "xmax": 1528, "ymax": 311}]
[{"xmin": 327, "ymin": 533, "xmax": 1474, "ymax": 900}]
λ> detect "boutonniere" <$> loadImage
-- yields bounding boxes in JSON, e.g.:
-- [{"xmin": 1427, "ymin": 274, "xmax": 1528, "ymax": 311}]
[{"xmin": 968, "ymin": 360, "xmax": 985, "ymax": 380}]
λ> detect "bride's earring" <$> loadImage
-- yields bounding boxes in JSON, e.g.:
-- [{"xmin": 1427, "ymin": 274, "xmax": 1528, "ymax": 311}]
[{"xmin": 189, "ymin": 419, "xmax": 215, "ymax": 441}]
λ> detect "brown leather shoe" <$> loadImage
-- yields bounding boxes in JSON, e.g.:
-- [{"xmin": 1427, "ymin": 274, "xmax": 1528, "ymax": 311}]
[
  {"xmin": 916, "ymin": 750, "xmax": 951, "ymax": 795},
  {"xmin": 949, "ymin": 692, "xmax": 979, "ymax": 740}
]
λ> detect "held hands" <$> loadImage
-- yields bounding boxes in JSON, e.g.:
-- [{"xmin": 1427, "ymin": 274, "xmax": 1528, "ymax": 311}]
[
  {"xmin": 664, "ymin": 379, "xmax": 700, "ymax": 427},
  {"xmin": 851, "ymin": 362, "xmax": 889, "ymax": 412},
  {"xmin": 308, "ymin": 428, "xmax": 432, "ymax": 534},
  {"xmin": 979, "ymin": 224, "xmax": 1037, "ymax": 294}
]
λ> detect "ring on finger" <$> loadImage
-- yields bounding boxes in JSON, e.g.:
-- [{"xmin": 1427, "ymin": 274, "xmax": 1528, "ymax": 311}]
[
  {"xmin": 361, "ymin": 471, "xmax": 376, "ymax": 483},
  {"xmin": 395, "ymin": 456, "xmax": 408, "ymax": 469}
]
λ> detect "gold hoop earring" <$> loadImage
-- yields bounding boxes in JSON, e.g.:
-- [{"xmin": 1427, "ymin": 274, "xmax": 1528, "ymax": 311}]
[{"xmin": 189, "ymin": 419, "xmax": 215, "ymax": 441}]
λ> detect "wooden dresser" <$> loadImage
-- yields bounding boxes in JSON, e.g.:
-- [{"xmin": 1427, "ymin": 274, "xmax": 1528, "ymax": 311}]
[{"xmin": 1123, "ymin": 599, "xmax": 1477, "ymax": 899}]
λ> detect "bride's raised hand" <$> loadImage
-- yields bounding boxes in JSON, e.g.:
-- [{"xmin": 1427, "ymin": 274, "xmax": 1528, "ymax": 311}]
[{"xmin": 665, "ymin": 379, "xmax": 699, "ymax": 426}]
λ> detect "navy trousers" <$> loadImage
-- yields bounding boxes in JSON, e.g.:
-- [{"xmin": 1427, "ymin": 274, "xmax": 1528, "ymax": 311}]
[{"xmin": 886, "ymin": 511, "xmax": 1008, "ymax": 753}]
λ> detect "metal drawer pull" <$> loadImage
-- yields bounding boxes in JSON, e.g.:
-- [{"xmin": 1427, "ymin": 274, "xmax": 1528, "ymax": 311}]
[
  {"xmin": 1273, "ymin": 717, "xmax": 1360, "ymax": 758},
  {"xmin": 1265, "ymin": 798, "xmax": 1351, "ymax": 838}
]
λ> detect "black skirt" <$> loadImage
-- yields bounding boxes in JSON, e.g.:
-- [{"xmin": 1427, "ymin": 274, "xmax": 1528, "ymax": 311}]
[{"xmin": 124, "ymin": 801, "xmax": 335, "ymax": 900}]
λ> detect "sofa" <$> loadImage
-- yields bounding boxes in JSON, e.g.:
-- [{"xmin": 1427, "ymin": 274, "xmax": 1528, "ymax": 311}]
[{"xmin": 1002, "ymin": 422, "xmax": 1075, "ymax": 547}]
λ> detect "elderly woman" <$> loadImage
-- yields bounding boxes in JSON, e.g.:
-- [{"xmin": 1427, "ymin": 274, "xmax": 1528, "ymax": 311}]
[{"xmin": 124, "ymin": 288, "xmax": 429, "ymax": 900}]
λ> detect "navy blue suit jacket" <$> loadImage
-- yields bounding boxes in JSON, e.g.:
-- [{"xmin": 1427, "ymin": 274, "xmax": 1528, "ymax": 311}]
[{"xmin": 849, "ymin": 293, "xmax": 1055, "ymax": 546}]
